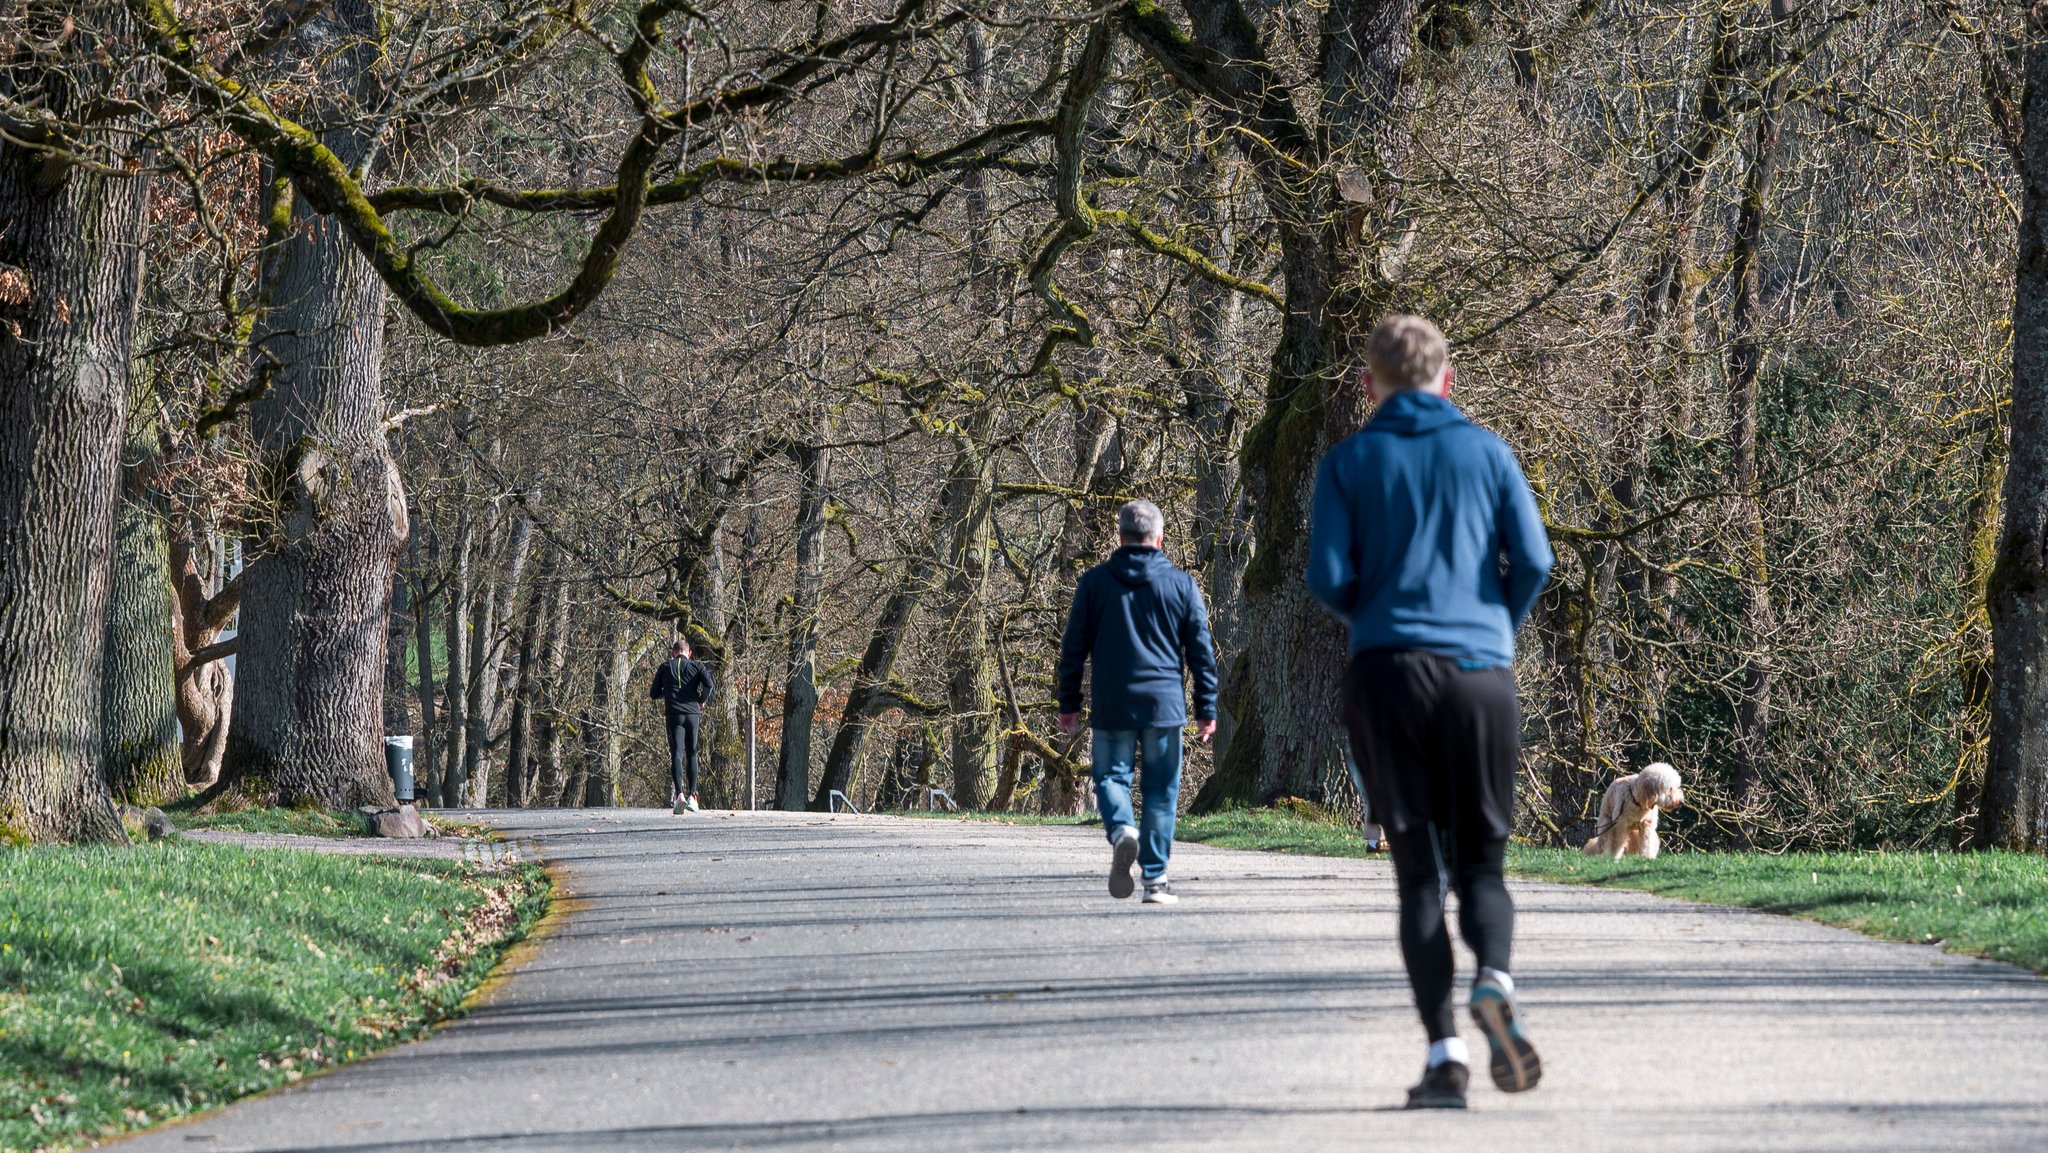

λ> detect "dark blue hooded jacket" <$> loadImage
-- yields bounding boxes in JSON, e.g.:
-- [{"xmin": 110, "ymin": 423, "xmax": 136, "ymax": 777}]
[
  {"xmin": 1057, "ymin": 545, "xmax": 1218, "ymax": 731},
  {"xmin": 1306, "ymin": 391, "xmax": 1553, "ymax": 666}
]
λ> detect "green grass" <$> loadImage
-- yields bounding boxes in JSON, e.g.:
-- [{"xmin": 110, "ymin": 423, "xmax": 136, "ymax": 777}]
[
  {"xmin": 164, "ymin": 807, "xmax": 485, "ymax": 841},
  {"xmin": 930, "ymin": 806, "xmax": 2048, "ymax": 975},
  {"xmin": 163, "ymin": 807, "xmax": 375, "ymax": 838},
  {"xmin": 0, "ymin": 842, "xmax": 548, "ymax": 1152},
  {"xmin": 1508, "ymin": 846, "xmax": 2048, "ymax": 974}
]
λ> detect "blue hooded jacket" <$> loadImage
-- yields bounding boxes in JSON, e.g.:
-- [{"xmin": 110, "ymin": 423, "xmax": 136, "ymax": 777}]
[
  {"xmin": 1057, "ymin": 545, "xmax": 1218, "ymax": 731},
  {"xmin": 1306, "ymin": 391, "xmax": 1553, "ymax": 666}
]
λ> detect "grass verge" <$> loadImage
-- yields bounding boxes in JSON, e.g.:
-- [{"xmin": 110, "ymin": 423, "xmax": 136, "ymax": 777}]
[
  {"xmin": 163, "ymin": 807, "xmax": 488, "ymax": 841},
  {"xmin": 162, "ymin": 807, "xmax": 375, "ymax": 838},
  {"xmin": 1507, "ymin": 846, "xmax": 2048, "ymax": 974},
  {"xmin": 921, "ymin": 806, "xmax": 2048, "ymax": 976},
  {"xmin": 1, "ymin": 841, "xmax": 548, "ymax": 1152}
]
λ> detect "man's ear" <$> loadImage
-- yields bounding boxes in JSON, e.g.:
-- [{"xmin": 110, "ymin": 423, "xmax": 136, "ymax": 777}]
[
  {"xmin": 1361, "ymin": 366, "xmax": 1381, "ymax": 406},
  {"xmin": 1440, "ymin": 362, "xmax": 1455, "ymax": 397}
]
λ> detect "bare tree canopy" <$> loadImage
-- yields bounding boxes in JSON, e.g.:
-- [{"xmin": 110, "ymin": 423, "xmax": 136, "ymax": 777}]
[{"xmin": 1, "ymin": 0, "xmax": 2044, "ymax": 851}]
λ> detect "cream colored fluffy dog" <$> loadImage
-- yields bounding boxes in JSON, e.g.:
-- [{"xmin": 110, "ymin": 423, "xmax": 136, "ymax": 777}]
[{"xmin": 1582, "ymin": 762, "xmax": 1685, "ymax": 859}]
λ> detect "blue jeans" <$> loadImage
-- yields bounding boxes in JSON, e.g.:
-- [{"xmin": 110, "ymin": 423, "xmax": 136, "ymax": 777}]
[{"xmin": 1093, "ymin": 727, "xmax": 1183, "ymax": 880}]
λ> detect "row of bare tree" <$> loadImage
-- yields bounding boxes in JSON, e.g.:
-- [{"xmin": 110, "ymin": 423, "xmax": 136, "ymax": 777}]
[{"xmin": 5, "ymin": 0, "xmax": 2048, "ymax": 850}]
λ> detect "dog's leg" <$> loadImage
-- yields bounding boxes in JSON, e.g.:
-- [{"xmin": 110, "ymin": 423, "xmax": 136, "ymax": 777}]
[{"xmin": 1641, "ymin": 826, "xmax": 1659, "ymax": 859}]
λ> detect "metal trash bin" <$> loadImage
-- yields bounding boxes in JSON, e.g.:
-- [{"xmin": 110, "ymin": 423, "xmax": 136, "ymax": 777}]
[{"xmin": 383, "ymin": 735, "xmax": 415, "ymax": 803}]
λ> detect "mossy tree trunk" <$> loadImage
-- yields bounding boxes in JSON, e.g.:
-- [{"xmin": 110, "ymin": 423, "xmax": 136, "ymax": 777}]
[
  {"xmin": 532, "ymin": 578, "xmax": 572, "ymax": 806},
  {"xmin": 940, "ymin": 444, "xmax": 1000, "ymax": 810},
  {"xmin": 1982, "ymin": 7, "xmax": 2048, "ymax": 852},
  {"xmin": 1123, "ymin": 0, "xmax": 1410, "ymax": 812},
  {"xmin": 776, "ymin": 443, "xmax": 832, "ymax": 810},
  {"xmin": 408, "ymin": 530, "xmax": 440, "ymax": 801},
  {"xmin": 221, "ymin": 176, "xmax": 405, "ymax": 809},
  {"xmin": 1722, "ymin": 4, "xmax": 1791, "ymax": 843},
  {"xmin": 581, "ymin": 613, "xmax": 631, "ymax": 807},
  {"xmin": 439, "ymin": 510, "xmax": 473, "ymax": 806},
  {"xmin": 103, "ymin": 419, "xmax": 185, "ymax": 807},
  {"xmin": 0, "ymin": 1, "xmax": 148, "ymax": 842}
]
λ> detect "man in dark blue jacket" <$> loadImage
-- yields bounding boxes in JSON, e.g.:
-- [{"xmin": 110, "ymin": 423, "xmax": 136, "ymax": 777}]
[
  {"xmin": 1057, "ymin": 500, "xmax": 1218, "ymax": 906},
  {"xmin": 1307, "ymin": 315, "xmax": 1553, "ymax": 1110}
]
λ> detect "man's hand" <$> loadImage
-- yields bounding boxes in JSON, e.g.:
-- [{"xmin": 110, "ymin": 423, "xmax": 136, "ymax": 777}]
[
  {"xmin": 1057, "ymin": 712, "xmax": 1079, "ymax": 735},
  {"xmin": 1196, "ymin": 718, "xmax": 1217, "ymax": 744}
]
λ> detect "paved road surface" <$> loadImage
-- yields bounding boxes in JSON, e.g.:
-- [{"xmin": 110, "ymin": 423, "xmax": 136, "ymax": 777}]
[{"xmin": 124, "ymin": 810, "xmax": 2048, "ymax": 1152}]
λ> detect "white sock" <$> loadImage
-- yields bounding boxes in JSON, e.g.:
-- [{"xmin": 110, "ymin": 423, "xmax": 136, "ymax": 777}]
[
  {"xmin": 1479, "ymin": 967, "xmax": 1514, "ymax": 996},
  {"xmin": 1427, "ymin": 1037, "xmax": 1470, "ymax": 1068}
]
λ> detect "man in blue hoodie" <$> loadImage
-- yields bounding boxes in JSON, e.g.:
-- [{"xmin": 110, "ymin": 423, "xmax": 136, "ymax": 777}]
[
  {"xmin": 1307, "ymin": 315, "xmax": 1553, "ymax": 1110},
  {"xmin": 1057, "ymin": 499, "xmax": 1218, "ymax": 906}
]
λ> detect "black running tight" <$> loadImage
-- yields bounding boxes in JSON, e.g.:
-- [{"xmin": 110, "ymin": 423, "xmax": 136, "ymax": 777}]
[{"xmin": 1385, "ymin": 824, "xmax": 1513, "ymax": 1041}]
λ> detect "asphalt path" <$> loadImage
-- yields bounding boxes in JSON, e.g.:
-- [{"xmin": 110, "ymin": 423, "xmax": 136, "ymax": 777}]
[{"xmin": 123, "ymin": 810, "xmax": 2048, "ymax": 1152}]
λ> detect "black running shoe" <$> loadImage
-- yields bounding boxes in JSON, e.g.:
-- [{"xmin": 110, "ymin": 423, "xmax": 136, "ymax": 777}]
[
  {"xmin": 1108, "ymin": 825, "xmax": 1138, "ymax": 899},
  {"xmin": 1404, "ymin": 1060, "xmax": 1470, "ymax": 1110},
  {"xmin": 1471, "ymin": 975, "xmax": 1542, "ymax": 1092}
]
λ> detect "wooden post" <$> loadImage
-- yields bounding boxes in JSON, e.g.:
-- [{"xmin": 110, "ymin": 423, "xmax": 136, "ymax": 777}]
[{"xmin": 745, "ymin": 686, "xmax": 757, "ymax": 811}]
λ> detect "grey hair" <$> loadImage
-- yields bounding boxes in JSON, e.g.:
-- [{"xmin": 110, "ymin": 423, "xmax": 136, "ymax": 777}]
[{"xmin": 1118, "ymin": 499, "xmax": 1164, "ymax": 543}]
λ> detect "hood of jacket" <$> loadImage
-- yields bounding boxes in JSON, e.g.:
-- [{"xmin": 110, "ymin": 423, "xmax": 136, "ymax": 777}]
[
  {"xmin": 1107, "ymin": 544, "xmax": 1168, "ymax": 588},
  {"xmin": 1365, "ymin": 389, "xmax": 1468, "ymax": 437}
]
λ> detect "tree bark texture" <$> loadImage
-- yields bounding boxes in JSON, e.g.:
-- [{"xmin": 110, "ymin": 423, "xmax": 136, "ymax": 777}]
[
  {"xmin": 532, "ymin": 578, "xmax": 572, "ymax": 806},
  {"xmin": 1121, "ymin": 0, "xmax": 1410, "ymax": 814},
  {"xmin": 1982, "ymin": 4, "xmax": 2048, "ymax": 852},
  {"xmin": 940, "ymin": 440, "xmax": 1000, "ymax": 810},
  {"xmin": 169, "ymin": 528, "xmax": 237, "ymax": 786},
  {"xmin": 410, "ymin": 531, "xmax": 440, "ymax": 801},
  {"xmin": 440, "ymin": 513, "xmax": 473, "ymax": 805},
  {"xmin": 103, "ymin": 434, "xmax": 185, "ymax": 806},
  {"xmin": 581, "ymin": 615, "xmax": 630, "ymax": 807},
  {"xmin": 1722, "ymin": 1, "xmax": 1791, "ymax": 841},
  {"xmin": 217, "ymin": 2, "xmax": 405, "ymax": 809},
  {"xmin": 384, "ymin": 550, "xmax": 414, "ymax": 737},
  {"xmin": 814, "ymin": 572, "xmax": 924, "ymax": 810},
  {"xmin": 776, "ymin": 444, "xmax": 831, "ymax": 810},
  {"xmin": 462, "ymin": 504, "xmax": 533, "ymax": 806},
  {"xmin": 0, "ymin": 4, "xmax": 147, "ymax": 841},
  {"xmin": 222, "ymin": 187, "xmax": 405, "ymax": 807}
]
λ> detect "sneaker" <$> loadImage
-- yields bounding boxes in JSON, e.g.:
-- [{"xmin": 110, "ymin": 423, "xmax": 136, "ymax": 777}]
[
  {"xmin": 1142, "ymin": 878, "xmax": 1179, "ymax": 905},
  {"xmin": 1404, "ymin": 1060, "xmax": 1469, "ymax": 1110},
  {"xmin": 686, "ymin": 794, "xmax": 701, "ymax": 812},
  {"xmin": 1470, "ymin": 974, "xmax": 1542, "ymax": 1092},
  {"xmin": 672, "ymin": 795, "xmax": 687, "ymax": 815},
  {"xmin": 1108, "ymin": 826, "xmax": 1138, "ymax": 899}
]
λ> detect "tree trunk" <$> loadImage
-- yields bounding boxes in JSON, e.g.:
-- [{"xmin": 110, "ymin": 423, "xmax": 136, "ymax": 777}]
[
  {"xmin": 410, "ymin": 530, "xmax": 440, "ymax": 803},
  {"xmin": 1722, "ymin": 3, "xmax": 1791, "ymax": 843},
  {"xmin": 383, "ymin": 554, "xmax": 414, "ymax": 737},
  {"xmin": 222, "ymin": 139, "xmax": 404, "ymax": 806},
  {"xmin": 1120, "ymin": 0, "xmax": 1407, "ymax": 814},
  {"xmin": 169, "ymin": 527, "xmax": 237, "ymax": 787},
  {"xmin": 0, "ymin": 5, "xmax": 147, "ymax": 841},
  {"xmin": 813, "ymin": 575, "xmax": 923, "ymax": 809},
  {"xmin": 503, "ymin": 550, "xmax": 554, "ymax": 808},
  {"xmin": 776, "ymin": 444, "xmax": 832, "ymax": 810},
  {"xmin": 533, "ymin": 578, "xmax": 572, "ymax": 806},
  {"xmin": 1982, "ymin": 7, "xmax": 2048, "ymax": 852},
  {"xmin": 1180, "ymin": 135, "xmax": 1254, "ymax": 768},
  {"xmin": 103, "ymin": 420, "xmax": 185, "ymax": 806},
  {"xmin": 459, "ymin": 501, "xmax": 510, "ymax": 807},
  {"xmin": 1954, "ymin": 419, "xmax": 2005, "ymax": 845},
  {"xmin": 581, "ymin": 615, "xmax": 630, "ymax": 807},
  {"xmin": 941, "ymin": 453, "xmax": 1000, "ymax": 810},
  {"xmin": 440, "ymin": 513, "xmax": 473, "ymax": 805}
]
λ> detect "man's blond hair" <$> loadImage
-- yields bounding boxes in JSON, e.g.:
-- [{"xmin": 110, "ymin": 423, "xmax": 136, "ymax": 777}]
[{"xmin": 1367, "ymin": 314, "xmax": 1449, "ymax": 393}]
